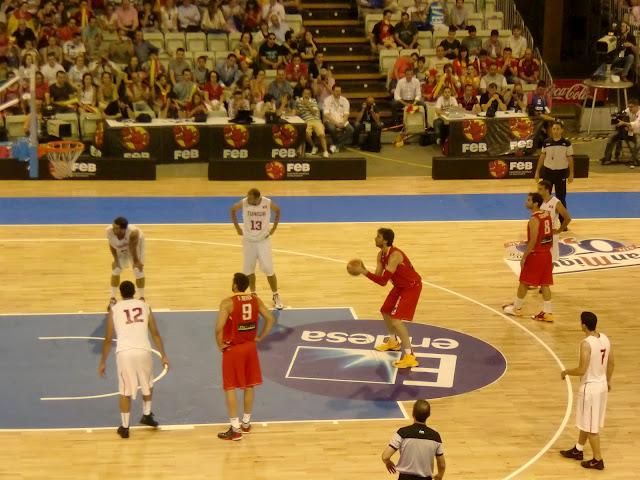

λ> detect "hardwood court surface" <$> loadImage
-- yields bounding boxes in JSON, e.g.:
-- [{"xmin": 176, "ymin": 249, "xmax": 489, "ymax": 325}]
[{"xmin": 0, "ymin": 175, "xmax": 638, "ymax": 480}]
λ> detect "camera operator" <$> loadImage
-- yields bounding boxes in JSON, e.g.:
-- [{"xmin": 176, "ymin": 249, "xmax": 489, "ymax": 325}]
[
  {"xmin": 600, "ymin": 98, "xmax": 640, "ymax": 166},
  {"xmin": 594, "ymin": 21, "xmax": 636, "ymax": 81}
]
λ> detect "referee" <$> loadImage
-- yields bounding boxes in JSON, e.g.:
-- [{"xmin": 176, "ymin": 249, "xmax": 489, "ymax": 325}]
[
  {"xmin": 535, "ymin": 121, "xmax": 574, "ymax": 225},
  {"xmin": 381, "ymin": 400, "xmax": 446, "ymax": 480}
]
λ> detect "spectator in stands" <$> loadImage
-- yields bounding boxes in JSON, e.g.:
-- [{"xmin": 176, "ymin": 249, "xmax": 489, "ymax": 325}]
[
  {"xmin": 103, "ymin": 95, "xmax": 134, "ymax": 120},
  {"xmin": 477, "ymin": 49, "xmax": 492, "ymax": 75},
  {"xmin": 82, "ymin": 16, "xmax": 102, "ymax": 61},
  {"xmin": 295, "ymin": 86, "xmax": 329, "ymax": 157},
  {"xmin": 267, "ymin": 67, "xmax": 293, "ymax": 106},
  {"xmin": 352, "ymin": 96, "xmax": 381, "ymax": 146},
  {"xmin": 480, "ymin": 63, "xmax": 507, "ymax": 92},
  {"xmin": 449, "ymin": 0, "xmax": 467, "ymax": 29},
  {"xmin": 298, "ymin": 30, "xmax": 318, "ymax": 61},
  {"xmin": 75, "ymin": 0, "xmax": 94, "ymax": 29},
  {"xmin": 97, "ymin": 71, "xmax": 122, "ymax": 110},
  {"xmin": 185, "ymin": 90, "xmax": 208, "ymax": 117},
  {"xmin": 497, "ymin": 47, "xmax": 518, "ymax": 84},
  {"xmin": 614, "ymin": 21, "xmax": 636, "ymax": 81},
  {"xmin": 459, "ymin": 83, "xmax": 480, "ymax": 112},
  {"xmin": 133, "ymin": 30, "xmax": 153, "ymax": 65},
  {"xmin": 452, "ymin": 46, "xmax": 473, "ymax": 76},
  {"xmin": 313, "ymin": 67, "xmax": 334, "ymax": 106},
  {"xmin": 17, "ymin": 51, "xmax": 35, "ymax": 79},
  {"xmin": 115, "ymin": 0, "xmax": 139, "ymax": 36},
  {"xmin": 0, "ymin": 24, "xmax": 10, "ymax": 60},
  {"xmin": 8, "ymin": 2, "xmax": 34, "ymax": 35},
  {"xmin": 110, "ymin": 29, "xmax": 134, "ymax": 66},
  {"xmin": 527, "ymin": 80, "xmax": 552, "ymax": 116},
  {"xmin": 280, "ymin": 30, "xmax": 298, "ymax": 62},
  {"xmin": 601, "ymin": 97, "xmax": 639, "ymax": 165},
  {"xmin": 227, "ymin": 89, "xmax": 250, "ymax": 118},
  {"xmin": 177, "ymin": 0, "xmax": 201, "ymax": 32},
  {"xmin": 506, "ymin": 25, "xmax": 527, "ymax": 59},
  {"xmin": 2, "ymin": 71, "xmax": 23, "ymax": 114},
  {"xmin": 143, "ymin": 48, "xmax": 165, "ymax": 87},
  {"xmin": 63, "ymin": 32, "xmax": 86, "ymax": 69},
  {"xmin": 461, "ymin": 64, "xmax": 480, "ymax": 92},
  {"xmin": 97, "ymin": 4, "xmax": 118, "ymax": 33},
  {"xmin": 234, "ymin": 32, "xmax": 258, "ymax": 66},
  {"xmin": 201, "ymin": 1, "xmax": 228, "ymax": 33},
  {"xmin": 244, "ymin": 0, "xmax": 262, "ymax": 32},
  {"xmin": 389, "ymin": 52, "xmax": 418, "ymax": 88},
  {"xmin": 428, "ymin": 45, "xmax": 449, "ymax": 74},
  {"xmin": 169, "ymin": 48, "xmax": 192, "ymax": 85},
  {"xmin": 421, "ymin": 73, "xmax": 437, "ymax": 102},
  {"xmin": 76, "ymin": 72, "xmax": 97, "ymax": 112},
  {"xmin": 153, "ymin": 73, "xmax": 171, "ymax": 114},
  {"xmin": 483, "ymin": 29, "xmax": 502, "ymax": 60},
  {"xmin": 437, "ymin": 63, "xmax": 462, "ymax": 96},
  {"xmin": 12, "ymin": 19, "xmax": 36, "ymax": 49},
  {"xmin": 440, "ymin": 26, "xmax": 460, "ymax": 60},
  {"xmin": 49, "ymin": 70, "xmax": 77, "ymax": 112},
  {"xmin": 323, "ymin": 84, "xmax": 353, "ymax": 153},
  {"xmin": 221, "ymin": 0, "xmax": 244, "ymax": 32},
  {"xmin": 412, "ymin": 8, "xmax": 432, "ymax": 32},
  {"xmin": 41, "ymin": 51, "xmax": 65, "ymax": 85},
  {"xmin": 392, "ymin": 68, "xmax": 422, "ymax": 125},
  {"xmin": 394, "ymin": 11, "xmax": 418, "ymax": 50},
  {"xmin": 292, "ymin": 74, "xmax": 309, "ymax": 99},
  {"xmin": 217, "ymin": 53, "xmax": 240, "ymax": 87},
  {"xmin": 128, "ymin": 71, "xmax": 152, "ymax": 112},
  {"xmin": 160, "ymin": 0, "xmax": 179, "ymax": 32},
  {"xmin": 309, "ymin": 51, "xmax": 331, "ymax": 80},
  {"xmin": 369, "ymin": 9, "xmax": 396, "ymax": 53},
  {"xmin": 461, "ymin": 25, "xmax": 482, "ymax": 57},
  {"xmin": 631, "ymin": 0, "xmax": 640, "ymax": 27},
  {"xmin": 269, "ymin": 13, "xmax": 290, "ymax": 43},
  {"xmin": 433, "ymin": 85, "xmax": 458, "ymax": 144},
  {"xmin": 479, "ymin": 82, "xmax": 506, "ymax": 112},
  {"xmin": 238, "ymin": 59, "xmax": 255, "ymax": 80},
  {"xmin": 250, "ymin": 69, "xmax": 268, "ymax": 101},
  {"xmin": 254, "ymin": 91, "xmax": 276, "ymax": 118},
  {"xmin": 518, "ymin": 48, "xmax": 540, "ymax": 84},
  {"xmin": 192, "ymin": 55, "xmax": 209, "ymax": 86},
  {"xmin": 428, "ymin": 0, "xmax": 448, "ymax": 31},
  {"xmin": 415, "ymin": 56, "xmax": 429, "ymax": 81},
  {"xmin": 139, "ymin": 1, "xmax": 159, "ymax": 32},
  {"xmin": 505, "ymin": 81, "xmax": 527, "ymax": 112},
  {"xmin": 263, "ymin": 0, "xmax": 285, "ymax": 23},
  {"xmin": 68, "ymin": 54, "xmax": 89, "ymax": 87},
  {"xmin": 202, "ymin": 70, "xmax": 224, "ymax": 109},
  {"xmin": 173, "ymin": 68, "xmax": 197, "ymax": 104},
  {"xmin": 259, "ymin": 33, "xmax": 284, "ymax": 70},
  {"xmin": 285, "ymin": 52, "xmax": 308, "ymax": 82}
]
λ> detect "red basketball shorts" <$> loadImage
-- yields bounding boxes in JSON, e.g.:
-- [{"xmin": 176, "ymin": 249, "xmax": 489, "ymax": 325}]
[
  {"xmin": 519, "ymin": 251, "xmax": 553, "ymax": 286},
  {"xmin": 222, "ymin": 341, "xmax": 263, "ymax": 391},
  {"xmin": 380, "ymin": 283, "xmax": 423, "ymax": 321}
]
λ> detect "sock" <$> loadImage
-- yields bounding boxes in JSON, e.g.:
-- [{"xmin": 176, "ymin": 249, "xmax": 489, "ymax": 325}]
[
  {"xmin": 138, "ymin": 288, "xmax": 145, "ymax": 298},
  {"xmin": 575, "ymin": 443, "xmax": 584, "ymax": 452},
  {"xmin": 543, "ymin": 301, "xmax": 553, "ymax": 313},
  {"xmin": 242, "ymin": 413, "xmax": 251, "ymax": 424},
  {"xmin": 143, "ymin": 400, "xmax": 151, "ymax": 415},
  {"xmin": 121, "ymin": 412, "xmax": 130, "ymax": 428},
  {"xmin": 404, "ymin": 348, "xmax": 412, "ymax": 355},
  {"xmin": 272, "ymin": 291, "xmax": 279, "ymax": 296},
  {"xmin": 110, "ymin": 286, "xmax": 117, "ymax": 297},
  {"xmin": 230, "ymin": 417, "xmax": 240, "ymax": 431},
  {"xmin": 514, "ymin": 297, "xmax": 524, "ymax": 309}
]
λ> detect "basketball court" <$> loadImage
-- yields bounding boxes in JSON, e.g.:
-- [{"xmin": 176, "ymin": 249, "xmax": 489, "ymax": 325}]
[{"xmin": 0, "ymin": 176, "xmax": 638, "ymax": 479}]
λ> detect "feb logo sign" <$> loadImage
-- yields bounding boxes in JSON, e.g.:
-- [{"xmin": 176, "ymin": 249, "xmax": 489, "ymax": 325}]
[{"xmin": 504, "ymin": 237, "xmax": 640, "ymax": 275}]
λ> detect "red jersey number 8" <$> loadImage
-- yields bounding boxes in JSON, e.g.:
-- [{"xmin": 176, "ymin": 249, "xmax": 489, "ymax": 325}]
[{"xmin": 544, "ymin": 219, "xmax": 552, "ymax": 235}]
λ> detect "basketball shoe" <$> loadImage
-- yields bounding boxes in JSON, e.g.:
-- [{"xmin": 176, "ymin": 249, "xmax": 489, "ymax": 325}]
[
  {"xmin": 241, "ymin": 422, "xmax": 251, "ymax": 433},
  {"xmin": 560, "ymin": 446, "xmax": 583, "ymax": 460},
  {"xmin": 581, "ymin": 459, "xmax": 605, "ymax": 470},
  {"xmin": 393, "ymin": 354, "xmax": 419, "ymax": 369},
  {"xmin": 218, "ymin": 427, "xmax": 242, "ymax": 441},
  {"xmin": 532, "ymin": 311, "xmax": 554, "ymax": 322},
  {"xmin": 502, "ymin": 303, "xmax": 522, "ymax": 316},
  {"xmin": 117, "ymin": 426, "xmax": 129, "ymax": 439},
  {"xmin": 140, "ymin": 413, "xmax": 159, "ymax": 427},
  {"xmin": 273, "ymin": 293, "xmax": 284, "ymax": 310},
  {"xmin": 374, "ymin": 338, "xmax": 401, "ymax": 351}
]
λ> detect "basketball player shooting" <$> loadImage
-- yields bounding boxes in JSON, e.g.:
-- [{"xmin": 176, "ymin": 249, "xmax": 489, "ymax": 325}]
[
  {"xmin": 215, "ymin": 273, "xmax": 275, "ymax": 441},
  {"xmin": 230, "ymin": 188, "xmax": 284, "ymax": 309},
  {"xmin": 503, "ymin": 193, "xmax": 554, "ymax": 322},
  {"xmin": 350, "ymin": 228, "xmax": 422, "ymax": 369},
  {"xmin": 98, "ymin": 281, "xmax": 169, "ymax": 439},
  {"xmin": 106, "ymin": 217, "xmax": 145, "ymax": 308}
]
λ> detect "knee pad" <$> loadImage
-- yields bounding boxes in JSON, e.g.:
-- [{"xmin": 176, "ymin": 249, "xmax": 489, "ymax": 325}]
[
  {"xmin": 112, "ymin": 267, "xmax": 122, "ymax": 276},
  {"xmin": 134, "ymin": 268, "xmax": 145, "ymax": 280}
]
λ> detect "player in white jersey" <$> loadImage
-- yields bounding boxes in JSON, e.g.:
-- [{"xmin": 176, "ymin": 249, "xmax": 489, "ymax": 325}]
[
  {"xmin": 230, "ymin": 188, "xmax": 284, "ymax": 309},
  {"xmin": 106, "ymin": 217, "xmax": 146, "ymax": 308},
  {"xmin": 99, "ymin": 281, "xmax": 169, "ymax": 439},
  {"xmin": 560, "ymin": 312, "xmax": 614, "ymax": 470},
  {"xmin": 538, "ymin": 180, "xmax": 571, "ymax": 261}
]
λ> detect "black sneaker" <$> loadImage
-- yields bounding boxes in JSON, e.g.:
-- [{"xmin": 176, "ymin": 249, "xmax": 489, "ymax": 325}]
[
  {"xmin": 217, "ymin": 426, "xmax": 242, "ymax": 441},
  {"xmin": 140, "ymin": 413, "xmax": 159, "ymax": 428},
  {"xmin": 117, "ymin": 426, "xmax": 129, "ymax": 439},
  {"xmin": 581, "ymin": 458, "xmax": 605, "ymax": 470},
  {"xmin": 559, "ymin": 447, "xmax": 583, "ymax": 460}
]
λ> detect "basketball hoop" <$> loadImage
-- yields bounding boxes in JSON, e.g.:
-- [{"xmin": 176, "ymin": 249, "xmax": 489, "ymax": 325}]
[{"xmin": 42, "ymin": 141, "xmax": 84, "ymax": 180}]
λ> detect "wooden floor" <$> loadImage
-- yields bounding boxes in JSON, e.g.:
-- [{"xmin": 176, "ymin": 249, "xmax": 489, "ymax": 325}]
[{"xmin": 0, "ymin": 173, "xmax": 638, "ymax": 479}]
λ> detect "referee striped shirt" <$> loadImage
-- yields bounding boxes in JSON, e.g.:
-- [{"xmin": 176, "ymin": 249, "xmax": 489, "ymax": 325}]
[
  {"xmin": 389, "ymin": 423, "xmax": 444, "ymax": 479},
  {"xmin": 541, "ymin": 137, "xmax": 573, "ymax": 170}
]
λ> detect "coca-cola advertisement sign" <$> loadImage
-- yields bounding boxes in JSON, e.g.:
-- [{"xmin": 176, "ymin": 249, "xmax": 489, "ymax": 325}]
[{"xmin": 551, "ymin": 79, "xmax": 606, "ymax": 104}]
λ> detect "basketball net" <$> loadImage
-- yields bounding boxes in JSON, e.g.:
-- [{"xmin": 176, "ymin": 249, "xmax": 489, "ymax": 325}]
[{"xmin": 44, "ymin": 141, "xmax": 84, "ymax": 180}]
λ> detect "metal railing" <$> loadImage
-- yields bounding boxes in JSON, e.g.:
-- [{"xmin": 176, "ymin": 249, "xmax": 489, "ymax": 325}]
[{"xmin": 494, "ymin": 0, "xmax": 553, "ymax": 86}]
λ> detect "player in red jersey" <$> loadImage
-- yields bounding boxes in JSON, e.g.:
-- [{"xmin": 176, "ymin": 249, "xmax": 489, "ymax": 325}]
[
  {"xmin": 503, "ymin": 192, "xmax": 555, "ymax": 322},
  {"xmin": 215, "ymin": 273, "xmax": 275, "ymax": 441},
  {"xmin": 353, "ymin": 228, "xmax": 422, "ymax": 369}
]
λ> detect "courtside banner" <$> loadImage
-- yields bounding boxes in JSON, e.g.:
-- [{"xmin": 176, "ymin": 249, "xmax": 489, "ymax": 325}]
[
  {"xmin": 551, "ymin": 79, "xmax": 607, "ymax": 105},
  {"xmin": 38, "ymin": 156, "xmax": 156, "ymax": 180},
  {"xmin": 432, "ymin": 154, "xmax": 589, "ymax": 180},
  {"xmin": 209, "ymin": 158, "xmax": 367, "ymax": 181}
]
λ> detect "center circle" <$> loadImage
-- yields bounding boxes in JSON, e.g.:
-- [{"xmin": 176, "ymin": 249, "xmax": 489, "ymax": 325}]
[{"xmin": 259, "ymin": 319, "xmax": 506, "ymax": 401}]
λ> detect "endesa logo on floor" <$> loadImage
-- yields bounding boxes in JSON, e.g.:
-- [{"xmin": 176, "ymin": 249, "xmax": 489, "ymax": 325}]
[{"xmin": 504, "ymin": 237, "xmax": 640, "ymax": 274}]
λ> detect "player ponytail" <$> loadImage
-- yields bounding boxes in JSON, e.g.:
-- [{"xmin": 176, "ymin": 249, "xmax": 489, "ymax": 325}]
[{"xmin": 377, "ymin": 228, "xmax": 395, "ymax": 246}]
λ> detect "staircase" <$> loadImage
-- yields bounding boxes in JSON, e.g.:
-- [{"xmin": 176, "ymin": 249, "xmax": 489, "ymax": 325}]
[{"xmin": 301, "ymin": 1, "xmax": 392, "ymax": 118}]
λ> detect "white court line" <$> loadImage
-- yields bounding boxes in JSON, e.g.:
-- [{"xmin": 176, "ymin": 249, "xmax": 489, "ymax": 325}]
[
  {"xmin": 1, "ymin": 236, "xmax": 573, "ymax": 479},
  {"xmin": 38, "ymin": 336, "xmax": 168, "ymax": 401}
]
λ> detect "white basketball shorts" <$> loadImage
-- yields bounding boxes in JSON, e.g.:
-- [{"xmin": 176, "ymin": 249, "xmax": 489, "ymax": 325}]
[
  {"xmin": 576, "ymin": 382, "xmax": 608, "ymax": 434},
  {"xmin": 116, "ymin": 236, "xmax": 145, "ymax": 269},
  {"xmin": 243, "ymin": 237, "xmax": 274, "ymax": 276},
  {"xmin": 552, "ymin": 234, "xmax": 559, "ymax": 262},
  {"xmin": 116, "ymin": 349, "xmax": 153, "ymax": 400}
]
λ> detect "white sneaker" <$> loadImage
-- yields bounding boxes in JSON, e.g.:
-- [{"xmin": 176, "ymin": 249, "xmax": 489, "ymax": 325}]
[
  {"xmin": 322, "ymin": 151, "xmax": 329, "ymax": 158},
  {"xmin": 329, "ymin": 145, "xmax": 338, "ymax": 154},
  {"xmin": 310, "ymin": 146, "xmax": 318, "ymax": 155},
  {"xmin": 273, "ymin": 293, "xmax": 284, "ymax": 310},
  {"xmin": 502, "ymin": 303, "xmax": 523, "ymax": 316}
]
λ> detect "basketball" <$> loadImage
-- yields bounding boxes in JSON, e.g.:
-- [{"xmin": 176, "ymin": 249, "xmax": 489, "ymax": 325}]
[{"xmin": 347, "ymin": 259, "xmax": 363, "ymax": 276}]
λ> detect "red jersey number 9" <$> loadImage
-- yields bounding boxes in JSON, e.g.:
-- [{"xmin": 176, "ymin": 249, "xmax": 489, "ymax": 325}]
[{"xmin": 242, "ymin": 303, "xmax": 252, "ymax": 320}]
